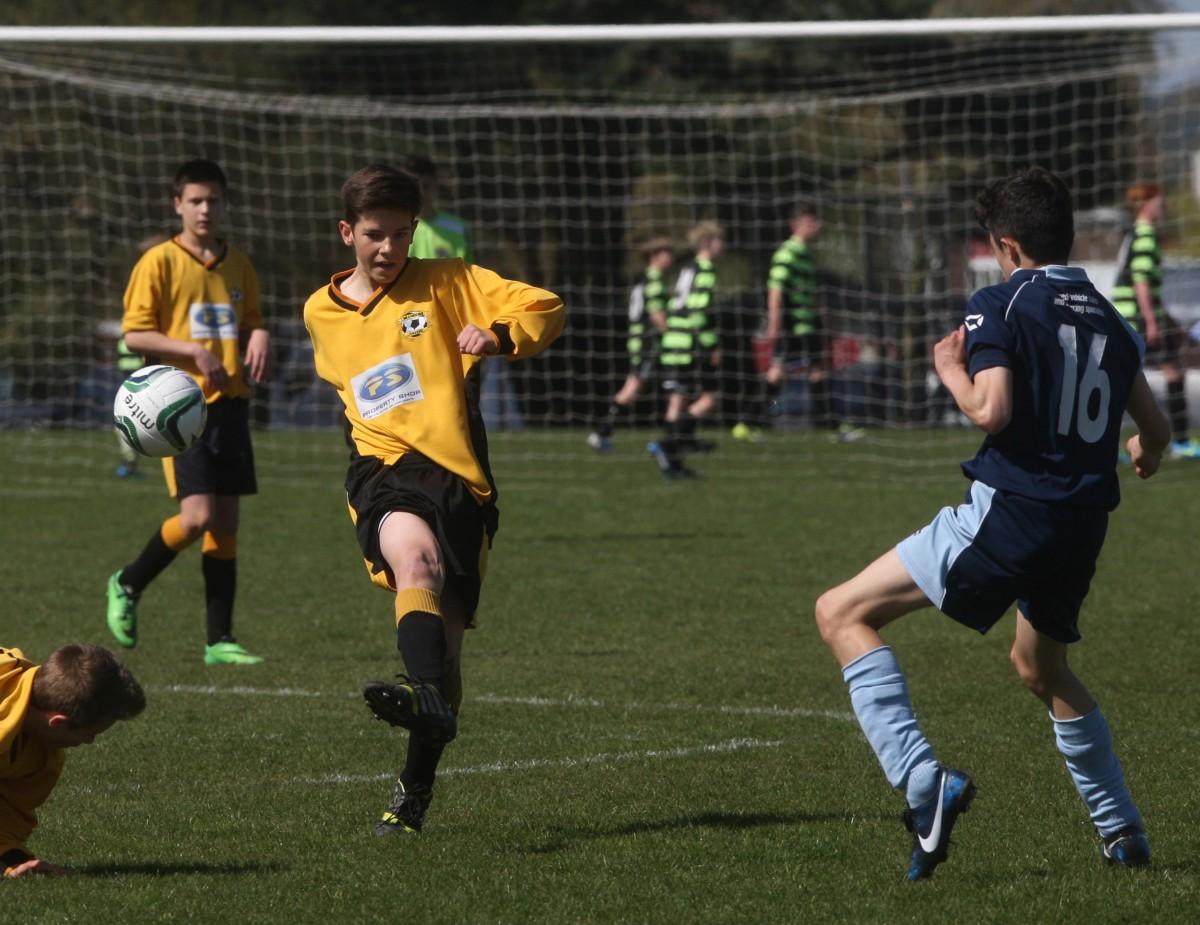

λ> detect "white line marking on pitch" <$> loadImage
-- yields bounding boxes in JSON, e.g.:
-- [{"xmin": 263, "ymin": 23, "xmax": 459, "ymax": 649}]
[
  {"xmin": 297, "ymin": 737, "xmax": 785, "ymax": 785},
  {"xmin": 151, "ymin": 685, "xmax": 854, "ymax": 722},
  {"xmin": 154, "ymin": 684, "xmax": 323, "ymax": 697}
]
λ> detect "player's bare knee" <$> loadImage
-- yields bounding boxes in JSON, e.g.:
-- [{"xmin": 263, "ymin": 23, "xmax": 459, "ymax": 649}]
[
  {"xmin": 814, "ymin": 589, "xmax": 848, "ymax": 647},
  {"xmin": 1010, "ymin": 646, "xmax": 1054, "ymax": 697},
  {"xmin": 392, "ymin": 549, "xmax": 444, "ymax": 590}
]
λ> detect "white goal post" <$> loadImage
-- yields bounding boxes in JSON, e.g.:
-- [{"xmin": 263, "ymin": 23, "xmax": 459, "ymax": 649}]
[{"xmin": 2, "ymin": 15, "xmax": 1199, "ymax": 474}]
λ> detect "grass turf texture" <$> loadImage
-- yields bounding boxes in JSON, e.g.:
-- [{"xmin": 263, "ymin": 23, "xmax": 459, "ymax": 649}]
[{"xmin": 1, "ymin": 430, "xmax": 1197, "ymax": 923}]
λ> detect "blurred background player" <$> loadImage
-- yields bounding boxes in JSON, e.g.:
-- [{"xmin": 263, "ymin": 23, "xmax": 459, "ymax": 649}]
[
  {"xmin": 105, "ymin": 158, "xmax": 270, "ymax": 666},
  {"xmin": 404, "ymin": 154, "xmax": 525, "ymax": 432},
  {"xmin": 1, "ymin": 644, "xmax": 144, "ymax": 878},
  {"xmin": 587, "ymin": 237, "xmax": 672, "ymax": 452},
  {"xmin": 1111, "ymin": 182, "xmax": 1199, "ymax": 458},
  {"xmin": 735, "ymin": 202, "xmax": 858, "ymax": 442},
  {"xmin": 303, "ymin": 165, "xmax": 563, "ymax": 836},
  {"xmin": 648, "ymin": 221, "xmax": 723, "ymax": 479}
]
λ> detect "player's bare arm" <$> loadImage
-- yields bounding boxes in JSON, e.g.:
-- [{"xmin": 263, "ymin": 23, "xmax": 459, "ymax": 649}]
[
  {"xmin": 4, "ymin": 857, "xmax": 73, "ymax": 878},
  {"xmin": 123, "ymin": 330, "xmax": 229, "ymax": 390},
  {"xmin": 242, "ymin": 328, "xmax": 271, "ymax": 383},
  {"xmin": 457, "ymin": 324, "xmax": 501, "ymax": 357},
  {"xmin": 933, "ymin": 325, "xmax": 1012, "ymax": 434},
  {"xmin": 1125, "ymin": 371, "xmax": 1171, "ymax": 479},
  {"xmin": 765, "ymin": 288, "xmax": 783, "ymax": 342}
]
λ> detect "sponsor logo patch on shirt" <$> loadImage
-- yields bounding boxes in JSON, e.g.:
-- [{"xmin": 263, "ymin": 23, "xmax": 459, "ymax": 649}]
[
  {"xmin": 189, "ymin": 302, "xmax": 238, "ymax": 340},
  {"xmin": 350, "ymin": 354, "xmax": 424, "ymax": 419},
  {"xmin": 964, "ymin": 313, "xmax": 984, "ymax": 331}
]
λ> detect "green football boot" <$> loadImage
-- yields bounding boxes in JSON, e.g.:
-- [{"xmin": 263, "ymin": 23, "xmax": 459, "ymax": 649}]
[
  {"xmin": 204, "ymin": 639, "xmax": 264, "ymax": 666},
  {"xmin": 105, "ymin": 571, "xmax": 140, "ymax": 649}
]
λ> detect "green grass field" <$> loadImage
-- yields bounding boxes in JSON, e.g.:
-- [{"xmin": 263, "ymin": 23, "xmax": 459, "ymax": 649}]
[{"xmin": 2, "ymin": 430, "xmax": 1198, "ymax": 923}]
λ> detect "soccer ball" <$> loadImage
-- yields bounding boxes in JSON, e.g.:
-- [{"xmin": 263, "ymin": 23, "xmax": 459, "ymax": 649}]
[{"xmin": 113, "ymin": 365, "xmax": 207, "ymax": 458}]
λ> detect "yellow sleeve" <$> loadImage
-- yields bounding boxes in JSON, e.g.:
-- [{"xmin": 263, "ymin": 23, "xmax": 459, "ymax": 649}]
[
  {"xmin": 239, "ymin": 261, "xmax": 264, "ymax": 331},
  {"xmin": 302, "ymin": 295, "xmax": 337, "ymax": 390},
  {"xmin": 122, "ymin": 248, "xmax": 167, "ymax": 334},
  {"xmin": 454, "ymin": 263, "xmax": 564, "ymax": 359}
]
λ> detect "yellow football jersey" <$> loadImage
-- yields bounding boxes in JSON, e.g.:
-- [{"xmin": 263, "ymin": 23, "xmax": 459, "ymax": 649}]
[
  {"xmin": 303, "ymin": 258, "xmax": 564, "ymax": 503},
  {"xmin": 122, "ymin": 238, "xmax": 264, "ymax": 402},
  {"xmin": 0, "ymin": 647, "xmax": 65, "ymax": 861}
]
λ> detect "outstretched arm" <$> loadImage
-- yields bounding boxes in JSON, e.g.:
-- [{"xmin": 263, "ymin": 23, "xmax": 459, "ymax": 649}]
[
  {"xmin": 1125, "ymin": 371, "xmax": 1171, "ymax": 478},
  {"xmin": 933, "ymin": 325, "xmax": 1011, "ymax": 434}
]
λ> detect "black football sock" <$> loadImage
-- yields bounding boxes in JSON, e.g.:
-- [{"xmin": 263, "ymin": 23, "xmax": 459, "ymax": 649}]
[
  {"xmin": 596, "ymin": 402, "xmax": 623, "ymax": 438},
  {"xmin": 1166, "ymin": 379, "xmax": 1189, "ymax": 444},
  {"xmin": 119, "ymin": 530, "xmax": 178, "ymax": 593},
  {"xmin": 396, "ymin": 611, "xmax": 447, "ymax": 684},
  {"xmin": 202, "ymin": 555, "xmax": 237, "ymax": 645},
  {"xmin": 396, "ymin": 610, "xmax": 450, "ymax": 789}
]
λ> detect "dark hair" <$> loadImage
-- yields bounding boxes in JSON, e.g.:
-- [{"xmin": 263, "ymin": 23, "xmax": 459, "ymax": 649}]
[
  {"xmin": 975, "ymin": 166, "xmax": 1074, "ymax": 264},
  {"xmin": 790, "ymin": 202, "xmax": 818, "ymax": 221},
  {"xmin": 173, "ymin": 159, "xmax": 228, "ymax": 196},
  {"xmin": 342, "ymin": 165, "xmax": 423, "ymax": 224},
  {"xmin": 401, "ymin": 154, "xmax": 438, "ymax": 181},
  {"xmin": 31, "ymin": 644, "xmax": 145, "ymax": 727}
]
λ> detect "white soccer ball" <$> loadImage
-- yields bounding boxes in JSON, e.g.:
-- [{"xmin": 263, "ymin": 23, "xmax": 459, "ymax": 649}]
[{"xmin": 113, "ymin": 365, "xmax": 208, "ymax": 458}]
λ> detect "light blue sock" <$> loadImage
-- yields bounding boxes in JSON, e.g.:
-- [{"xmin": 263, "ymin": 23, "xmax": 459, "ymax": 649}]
[
  {"xmin": 1053, "ymin": 707, "xmax": 1144, "ymax": 838},
  {"xmin": 842, "ymin": 646, "xmax": 940, "ymax": 808}
]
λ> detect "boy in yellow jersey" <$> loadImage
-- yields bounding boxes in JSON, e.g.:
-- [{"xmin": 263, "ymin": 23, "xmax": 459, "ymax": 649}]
[
  {"xmin": 303, "ymin": 165, "xmax": 563, "ymax": 835},
  {"xmin": 2, "ymin": 644, "xmax": 144, "ymax": 878},
  {"xmin": 105, "ymin": 159, "xmax": 270, "ymax": 666}
]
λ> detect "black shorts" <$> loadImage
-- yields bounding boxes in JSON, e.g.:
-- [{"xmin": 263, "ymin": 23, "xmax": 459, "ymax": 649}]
[
  {"xmin": 773, "ymin": 331, "xmax": 826, "ymax": 370},
  {"xmin": 163, "ymin": 397, "xmax": 257, "ymax": 499},
  {"xmin": 345, "ymin": 451, "xmax": 498, "ymax": 618},
  {"xmin": 662, "ymin": 363, "xmax": 719, "ymax": 396},
  {"xmin": 1142, "ymin": 317, "xmax": 1184, "ymax": 368}
]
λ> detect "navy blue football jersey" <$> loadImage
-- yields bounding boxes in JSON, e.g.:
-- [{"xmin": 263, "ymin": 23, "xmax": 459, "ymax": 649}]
[{"xmin": 960, "ymin": 266, "xmax": 1144, "ymax": 509}]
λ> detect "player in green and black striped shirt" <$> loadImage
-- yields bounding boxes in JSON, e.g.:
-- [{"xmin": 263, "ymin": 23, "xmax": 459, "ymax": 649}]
[
  {"xmin": 1111, "ymin": 183, "xmax": 1198, "ymax": 458},
  {"xmin": 648, "ymin": 222, "xmax": 724, "ymax": 478},
  {"xmin": 588, "ymin": 238, "xmax": 673, "ymax": 451}
]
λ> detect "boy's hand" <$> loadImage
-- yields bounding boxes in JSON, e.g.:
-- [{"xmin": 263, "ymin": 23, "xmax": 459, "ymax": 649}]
[
  {"xmin": 457, "ymin": 324, "xmax": 500, "ymax": 357},
  {"xmin": 1127, "ymin": 434, "xmax": 1162, "ymax": 479},
  {"xmin": 243, "ymin": 329, "xmax": 271, "ymax": 383},
  {"xmin": 933, "ymin": 326, "xmax": 968, "ymax": 384},
  {"xmin": 192, "ymin": 344, "xmax": 229, "ymax": 390},
  {"xmin": 4, "ymin": 858, "xmax": 73, "ymax": 878}
]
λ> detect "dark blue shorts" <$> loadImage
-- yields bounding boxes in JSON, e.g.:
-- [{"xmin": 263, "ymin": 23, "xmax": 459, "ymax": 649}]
[{"xmin": 896, "ymin": 481, "xmax": 1108, "ymax": 643}]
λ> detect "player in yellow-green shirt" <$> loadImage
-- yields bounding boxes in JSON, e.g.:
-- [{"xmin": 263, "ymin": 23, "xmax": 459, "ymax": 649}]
[
  {"xmin": 105, "ymin": 159, "xmax": 271, "ymax": 666},
  {"xmin": 303, "ymin": 165, "xmax": 563, "ymax": 836}
]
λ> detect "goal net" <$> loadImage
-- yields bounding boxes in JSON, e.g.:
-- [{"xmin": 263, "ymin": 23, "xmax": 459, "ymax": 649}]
[{"xmin": 2, "ymin": 18, "xmax": 1199, "ymax": 476}]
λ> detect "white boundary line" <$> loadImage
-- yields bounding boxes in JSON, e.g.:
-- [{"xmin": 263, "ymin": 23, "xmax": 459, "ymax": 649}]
[
  {"xmin": 298, "ymin": 737, "xmax": 785, "ymax": 786},
  {"xmin": 474, "ymin": 692, "xmax": 855, "ymax": 723}
]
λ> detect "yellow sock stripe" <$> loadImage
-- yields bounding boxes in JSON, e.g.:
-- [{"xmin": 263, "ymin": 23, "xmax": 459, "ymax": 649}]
[
  {"xmin": 394, "ymin": 587, "xmax": 442, "ymax": 626},
  {"xmin": 160, "ymin": 515, "xmax": 195, "ymax": 552},
  {"xmin": 201, "ymin": 532, "xmax": 238, "ymax": 559}
]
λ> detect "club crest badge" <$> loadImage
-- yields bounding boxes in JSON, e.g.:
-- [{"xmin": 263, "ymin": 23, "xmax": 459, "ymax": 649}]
[{"xmin": 400, "ymin": 310, "xmax": 430, "ymax": 338}]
